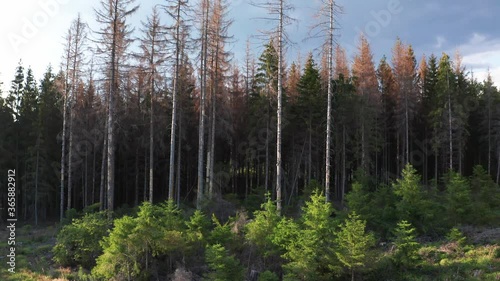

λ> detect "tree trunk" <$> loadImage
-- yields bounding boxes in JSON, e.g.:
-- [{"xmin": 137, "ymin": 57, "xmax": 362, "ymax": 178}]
[
  {"xmin": 60, "ymin": 83, "xmax": 67, "ymax": 221},
  {"xmin": 265, "ymin": 86, "xmax": 270, "ymax": 193},
  {"xmin": 92, "ymin": 142, "xmax": 96, "ymax": 205},
  {"xmin": 99, "ymin": 120, "xmax": 107, "ymax": 211},
  {"xmin": 448, "ymin": 76, "xmax": 453, "ymax": 171},
  {"xmin": 144, "ymin": 146, "xmax": 148, "ymax": 202},
  {"xmin": 106, "ymin": 1, "xmax": 125, "ymax": 216},
  {"xmin": 496, "ymin": 151, "xmax": 500, "ymax": 185},
  {"xmin": 342, "ymin": 125, "xmax": 346, "ymax": 202},
  {"xmin": 176, "ymin": 111, "xmax": 182, "ymax": 206},
  {"xmin": 168, "ymin": 1, "xmax": 182, "ymax": 201},
  {"xmin": 67, "ymin": 104, "xmax": 74, "ymax": 210},
  {"xmin": 276, "ymin": 0, "xmax": 284, "ymax": 213},
  {"xmin": 324, "ymin": 0, "xmax": 334, "ymax": 202},
  {"xmin": 149, "ymin": 76, "xmax": 155, "ymax": 204},
  {"xmin": 197, "ymin": 0, "xmax": 209, "ymax": 209},
  {"xmin": 135, "ymin": 147, "xmax": 139, "ymax": 206},
  {"xmin": 35, "ymin": 137, "xmax": 40, "ymax": 226}
]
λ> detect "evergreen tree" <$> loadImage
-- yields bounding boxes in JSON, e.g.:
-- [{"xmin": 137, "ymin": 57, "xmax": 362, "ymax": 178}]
[
  {"xmin": 391, "ymin": 220, "xmax": 420, "ymax": 269},
  {"xmin": 335, "ymin": 211, "xmax": 375, "ymax": 281},
  {"xmin": 445, "ymin": 171, "xmax": 471, "ymax": 225},
  {"xmin": 352, "ymin": 35, "xmax": 380, "ymax": 173}
]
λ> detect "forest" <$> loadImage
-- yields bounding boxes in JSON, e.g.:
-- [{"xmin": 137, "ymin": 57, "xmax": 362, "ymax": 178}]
[{"xmin": 0, "ymin": 0, "xmax": 499, "ymax": 280}]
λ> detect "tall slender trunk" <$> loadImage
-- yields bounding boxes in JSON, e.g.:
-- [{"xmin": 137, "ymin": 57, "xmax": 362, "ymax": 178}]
[
  {"xmin": 276, "ymin": 0, "xmax": 284, "ymax": 213},
  {"xmin": 448, "ymin": 76, "xmax": 453, "ymax": 171},
  {"xmin": 496, "ymin": 151, "xmax": 500, "ymax": 185},
  {"xmin": 99, "ymin": 119, "xmax": 107, "ymax": 211},
  {"xmin": 487, "ymin": 88, "xmax": 491, "ymax": 174},
  {"xmin": 206, "ymin": 79, "xmax": 216, "ymax": 198},
  {"xmin": 107, "ymin": 2, "xmax": 119, "ymax": 213},
  {"xmin": 169, "ymin": 1, "xmax": 182, "ymax": 201},
  {"xmin": 209, "ymin": 41, "xmax": 219, "ymax": 199},
  {"xmin": 67, "ymin": 105, "xmax": 74, "ymax": 210},
  {"xmin": 149, "ymin": 77, "xmax": 154, "ymax": 203},
  {"xmin": 135, "ymin": 147, "xmax": 139, "ymax": 206},
  {"xmin": 92, "ymin": 142, "xmax": 96, "ymax": 204},
  {"xmin": 342, "ymin": 125, "xmax": 346, "ymax": 202},
  {"xmin": 35, "ymin": 137, "xmax": 40, "ymax": 226},
  {"xmin": 265, "ymin": 85, "xmax": 270, "ymax": 192},
  {"xmin": 325, "ymin": 0, "xmax": 334, "ymax": 201},
  {"xmin": 197, "ymin": 0, "xmax": 209, "ymax": 209},
  {"xmin": 176, "ymin": 112, "xmax": 182, "ymax": 206},
  {"xmin": 144, "ymin": 146, "xmax": 148, "ymax": 202},
  {"xmin": 60, "ymin": 83, "xmax": 68, "ymax": 221},
  {"xmin": 84, "ymin": 147, "xmax": 88, "ymax": 207}
]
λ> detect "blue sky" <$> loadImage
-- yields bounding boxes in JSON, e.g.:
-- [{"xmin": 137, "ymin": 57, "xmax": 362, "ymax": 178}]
[{"xmin": 1, "ymin": 0, "xmax": 499, "ymax": 94}]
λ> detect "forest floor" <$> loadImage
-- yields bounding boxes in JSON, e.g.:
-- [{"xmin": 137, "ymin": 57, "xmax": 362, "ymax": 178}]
[
  {"xmin": 0, "ymin": 221, "xmax": 83, "ymax": 281},
  {"xmin": 0, "ymin": 222, "xmax": 499, "ymax": 280}
]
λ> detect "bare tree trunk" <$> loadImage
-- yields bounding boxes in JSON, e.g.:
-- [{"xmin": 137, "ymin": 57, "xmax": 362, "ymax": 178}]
[
  {"xmin": 487, "ymin": 87, "xmax": 492, "ymax": 174},
  {"xmin": 106, "ymin": 2, "xmax": 119, "ymax": 215},
  {"xmin": 448, "ymin": 75, "xmax": 453, "ymax": 171},
  {"xmin": 85, "ymin": 147, "xmax": 89, "ymax": 207},
  {"xmin": 496, "ymin": 151, "xmax": 500, "ymax": 185},
  {"xmin": 206, "ymin": 84, "xmax": 215, "ymax": 198},
  {"xmin": 144, "ymin": 146, "xmax": 148, "ymax": 202},
  {"xmin": 99, "ymin": 120, "xmax": 108, "ymax": 211},
  {"xmin": 67, "ymin": 105, "xmax": 74, "ymax": 210},
  {"xmin": 60, "ymin": 80, "xmax": 68, "ymax": 221},
  {"xmin": 197, "ymin": 0, "xmax": 209, "ymax": 209},
  {"xmin": 325, "ymin": 0, "xmax": 334, "ymax": 202},
  {"xmin": 92, "ymin": 143, "xmax": 96, "ymax": 204},
  {"xmin": 169, "ymin": 1, "xmax": 182, "ymax": 201},
  {"xmin": 35, "ymin": 137, "xmax": 40, "ymax": 226},
  {"xmin": 265, "ymin": 86, "xmax": 270, "ymax": 193},
  {"xmin": 209, "ymin": 58, "xmax": 217, "ymax": 199},
  {"xmin": 135, "ymin": 147, "xmax": 139, "ymax": 206},
  {"xmin": 176, "ymin": 112, "xmax": 182, "ymax": 206},
  {"xmin": 99, "ymin": 119, "xmax": 107, "ymax": 211},
  {"xmin": 276, "ymin": 0, "xmax": 284, "ymax": 213},
  {"xmin": 149, "ymin": 77, "xmax": 154, "ymax": 203},
  {"xmin": 342, "ymin": 125, "xmax": 346, "ymax": 202}
]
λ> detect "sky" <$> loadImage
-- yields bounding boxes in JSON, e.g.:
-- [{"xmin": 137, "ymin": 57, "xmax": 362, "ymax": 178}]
[{"xmin": 1, "ymin": 0, "xmax": 499, "ymax": 95}]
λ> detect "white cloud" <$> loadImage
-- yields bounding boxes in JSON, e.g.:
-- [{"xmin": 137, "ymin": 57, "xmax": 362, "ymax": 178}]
[
  {"xmin": 434, "ymin": 36, "xmax": 446, "ymax": 49},
  {"xmin": 456, "ymin": 33, "xmax": 500, "ymax": 86}
]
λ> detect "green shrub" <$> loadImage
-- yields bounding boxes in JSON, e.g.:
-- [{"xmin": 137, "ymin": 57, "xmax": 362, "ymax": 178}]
[
  {"xmin": 258, "ymin": 270, "xmax": 279, "ymax": 281},
  {"xmin": 246, "ymin": 194, "xmax": 281, "ymax": 258},
  {"xmin": 205, "ymin": 243, "xmax": 244, "ymax": 281},
  {"xmin": 445, "ymin": 172, "xmax": 472, "ymax": 225},
  {"xmin": 279, "ymin": 191, "xmax": 341, "ymax": 280},
  {"xmin": 335, "ymin": 212, "xmax": 375, "ymax": 281},
  {"xmin": 92, "ymin": 201, "xmax": 187, "ymax": 280},
  {"xmin": 391, "ymin": 220, "xmax": 420, "ymax": 269},
  {"xmin": 82, "ymin": 203, "xmax": 100, "ymax": 214},
  {"xmin": 446, "ymin": 227, "xmax": 467, "ymax": 247},
  {"xmin": 53, "ymin": 211, "xmax": 111, "ymax": 269},
  {"xmin": 62, "ymin": 208, "xmax": 79, "ymax": 225}
]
